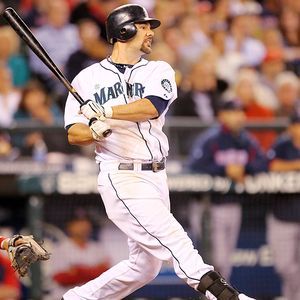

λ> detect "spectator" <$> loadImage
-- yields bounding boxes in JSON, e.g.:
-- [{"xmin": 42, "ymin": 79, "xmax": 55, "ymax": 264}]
[
  {"xmin": 65, "ymin": 19, "xmax": 109, "ymax": 82},
  {"xmin": 279, "ymin": 8, "xmax": 300, "ymax": 75},
  {"xmin": 21, "ymin": 0, "xmax": 48, "ymax": 28},
  {"xmin": 266, "ymin": 112, "xmax": 300, "ymax": 300},
  {"xmin": 49, "ymin": 213, "xmax": 110, "ymax": 299},
  {"xmin": 28, "ymin": 0, "xmax": 80, "ymax": 98},
  {"xmin": 170, "ymin": 56, "xmax": 228, "ymax": 121},
  {"xmin": 147, "ymin": 40, "xmax": 182, "ymax": 87},
  {"xmin": 225, "ymin": 68, "xmax": 277, "ymax": 151},
  {"xmin": 0, "ymin": 252, "xmax": 21, "ymax": 300},
  {"xmin": 0, "ymin": 65, "xmax": 22, "ymax": 127},
  {"xmin": 259, "ymin": 48, "xmax": 286, "ymax": 92},
  {"xmin": 226, "ymin": 12, "xmax": 266, "ymax": 67},
  {"xmin": 70, "ymin": 0, "xmax": 123, "ymax": 41},
  {"xmin": 13, "ymin": 81, "xmax": 77, "ymax": 158},
  {"xmin": 161, "ymin": 24, "xmax": 182, "ymax": 70},
  {"xmin": 279, "ymin": 8, "xmax": 300, "ymax": 48},
  {"xmin": 187, "ymin": 100, "xmax": 267, "ymax": 279},
  {"xmin": 0, "ymin": 26, "xmax": 30, "ymax": 88},
  {"xmin": 172, "ymin": 13, "xmax": 211, "ymax": 75},
  {"xmin": 274, "ymin": 71, "xmax": 300, "ymax": 118},
  {"xmin": 210, "ymin": 22, "xmax": 246, "ymax": 85},
  {"xmin": 153, "ymin": 0, "xmax": 189, "ymax": 30},
  {"xmin": 0, "ymin": 65, "xmax": 21, "ymax": 161},
  {"xmin": 0, "ymin": 132, "xmax": 19, "ymax": 161}
]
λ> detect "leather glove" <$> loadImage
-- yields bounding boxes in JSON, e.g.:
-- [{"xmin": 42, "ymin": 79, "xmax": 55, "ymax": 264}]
[
  {"xmin": 90, "ymin": 119, "xmax": 112, "ymax": 141},
  {"xmin": 4, "ymin": 235, "xmax": 50, "ymax": 277},
  {"xmin": 80, "ymin": 100, "xmax": 112, "ymax": 120}
]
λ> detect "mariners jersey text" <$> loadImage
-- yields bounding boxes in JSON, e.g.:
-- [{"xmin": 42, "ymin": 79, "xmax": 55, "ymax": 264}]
[{"xmin": 94, "ymin": 82, "xmax": 145, "ymax": 105}]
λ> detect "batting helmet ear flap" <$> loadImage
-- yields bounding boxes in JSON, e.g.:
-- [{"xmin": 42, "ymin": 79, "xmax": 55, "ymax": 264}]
[{"xmin": 119, "ymin": 23, "xmax": 137, "ymax": 42}]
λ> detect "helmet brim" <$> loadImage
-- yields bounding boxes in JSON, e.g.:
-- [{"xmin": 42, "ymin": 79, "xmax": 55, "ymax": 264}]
[{"xmin": 134, "ymin": 18, "xmax": 161, "ymax": 29}]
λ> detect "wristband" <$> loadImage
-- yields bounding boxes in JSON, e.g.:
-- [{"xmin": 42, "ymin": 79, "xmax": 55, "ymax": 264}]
[{"xmin": 103, "ymin": 106, "xmax": 113, "ymax": 118}]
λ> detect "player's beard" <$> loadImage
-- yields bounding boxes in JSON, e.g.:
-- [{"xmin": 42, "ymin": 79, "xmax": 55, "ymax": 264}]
[{"xmin": 141, "ymin": 38, "xmax": 152, "ymax": 54}]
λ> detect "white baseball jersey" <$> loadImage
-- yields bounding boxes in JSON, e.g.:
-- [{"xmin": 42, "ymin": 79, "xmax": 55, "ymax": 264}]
[{"xmin": 64, "ymin": 58, "xmax": 177, "ymax": 162}]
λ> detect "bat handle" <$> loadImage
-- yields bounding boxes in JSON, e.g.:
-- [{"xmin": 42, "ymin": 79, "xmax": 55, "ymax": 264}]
[
  {"xmin": 89, "ymin": 117, "xmax": 112, "ymax": 138},
  {"xmin": 103, "ymin": 129, "xmax": 112, "ymax": 138}
]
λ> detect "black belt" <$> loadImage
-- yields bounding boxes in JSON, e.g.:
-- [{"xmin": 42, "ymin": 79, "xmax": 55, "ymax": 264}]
[{"xmin": 118, "ymin": 160, "xmax": 165, "ymax": 172}]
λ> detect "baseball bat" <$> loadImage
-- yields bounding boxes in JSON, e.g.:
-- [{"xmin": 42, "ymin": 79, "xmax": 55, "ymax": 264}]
[{"xmin": 2, "ymin": 7, "xmax": 112, "ymax": 137}]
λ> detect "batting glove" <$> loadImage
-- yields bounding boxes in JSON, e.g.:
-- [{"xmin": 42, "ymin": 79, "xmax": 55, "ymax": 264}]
[
  {"xmin": 89, "ymin": 119, "xmax": 112, "ymax": 141},
  {"xmin": 80, "ymin": 100, "xmax": 112, "ymax": 120}
]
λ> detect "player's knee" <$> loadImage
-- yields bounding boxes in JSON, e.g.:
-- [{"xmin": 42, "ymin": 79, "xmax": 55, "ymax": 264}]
[
  {"xmin": 142, "ymin": 259, "xmax": 162, "ymax": 282},
  {"xmin": 197, "ymin": 270, "xmax": 239, "ymax": 300}
]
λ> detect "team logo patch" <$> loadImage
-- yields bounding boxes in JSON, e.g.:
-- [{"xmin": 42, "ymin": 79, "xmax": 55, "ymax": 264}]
[{"xmin": 161, "ymin": 79, "xmax": 172, "ymax": 93}]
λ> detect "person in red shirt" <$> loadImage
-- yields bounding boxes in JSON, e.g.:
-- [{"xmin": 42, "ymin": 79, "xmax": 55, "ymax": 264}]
[
  {"xmin": 229, "ymin": 68, "xmax": 277, "ymax": 151},
  {"xmin": 0, "ymin": 236, "xmax": 21, "ymax": 300},
  {"xmin": 49, "ymin": 215, "xmax": 110, "ymax": 299}
]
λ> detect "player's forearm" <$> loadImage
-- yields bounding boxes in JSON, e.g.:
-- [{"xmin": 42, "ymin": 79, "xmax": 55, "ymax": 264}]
[
  {"xmin": 111, "ymin": 98, "xmax": 158, "ymax": 122},
  {"xmin": 67, "ymin": 123, "xmax": 94, "ymax": 146}
]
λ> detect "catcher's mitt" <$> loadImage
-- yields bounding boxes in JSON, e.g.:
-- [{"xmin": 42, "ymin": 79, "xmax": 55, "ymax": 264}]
[{"xmin": 7, "ymin": 235, "xmax": 50, "ymax": 277}]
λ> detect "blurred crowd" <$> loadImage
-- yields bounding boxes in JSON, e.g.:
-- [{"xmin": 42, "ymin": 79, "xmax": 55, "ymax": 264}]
[{"xmin": 0, "ymin": 0, "xmax": 299, "ymax": 160}]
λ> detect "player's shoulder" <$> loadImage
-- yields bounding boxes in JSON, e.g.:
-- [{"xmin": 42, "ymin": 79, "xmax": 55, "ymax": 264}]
[
  {"xmin": 72, "ymin": 61, "xmax": 103, "ymax": 82},
  {"xmin": 147, "ymin": 59, "xmax": 175, "ymax": 71}
]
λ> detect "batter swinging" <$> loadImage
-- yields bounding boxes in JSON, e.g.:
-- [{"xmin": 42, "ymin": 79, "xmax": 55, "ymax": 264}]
[{"xmin": 62, "ymin": 4, "xmax": 255, "ymax": 300}]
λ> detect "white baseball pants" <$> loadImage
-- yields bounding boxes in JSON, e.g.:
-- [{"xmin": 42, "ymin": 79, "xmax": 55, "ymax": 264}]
[
  {"xmin": 210, "ymin": 203, "xmax": 242, "ymax": 279},
  {"xmin": 267, "ymin": 214, "xmax": 300, "ymax": 300},
  {"xmin": 63, "ymin": 168, "xmax": 213, "ymax": 300}
]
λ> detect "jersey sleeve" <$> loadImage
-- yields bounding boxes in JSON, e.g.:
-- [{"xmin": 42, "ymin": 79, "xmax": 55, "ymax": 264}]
[
  {"xmin": 64, "ymin": 72, "xmax": 90, "ymax": 129},
  {"xmin": 143, "ymin": 61, "xmax": 177, "ymax": 102}
]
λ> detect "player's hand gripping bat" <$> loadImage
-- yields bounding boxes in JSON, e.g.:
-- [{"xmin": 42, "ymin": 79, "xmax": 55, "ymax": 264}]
[{"xmin": 2, "ymin": 7, "xmax": 112, "ymax": 138}]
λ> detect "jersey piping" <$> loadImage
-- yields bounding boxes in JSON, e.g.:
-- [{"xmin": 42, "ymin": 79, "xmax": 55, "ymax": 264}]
[
  {"xmin": 127, "ymin": 61, "xmax": 150, "ymax": 82},
  {"xmin": 99, "ymin": 59, "xmax": 156, "ymax": 161},
  {"xmin": 136, "ymin": 122, "xmax": 153, "ymax": 160},
  {"xmin": 126, "ymin": 60, "xmax": 160, "ymax": 160},
  {"xmin": 147, "ymin": 120, "xmax": 164, "ymax": 158},
  {"xmin": 99, "ymin": 62, "xmax": 128, "ymax": 104}
]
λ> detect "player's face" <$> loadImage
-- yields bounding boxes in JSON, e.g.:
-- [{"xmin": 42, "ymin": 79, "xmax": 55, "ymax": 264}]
[
  {"xmin": 67, "ymin": 219, "xmax": 92, "ymax": 241},
  {"xmin": 218, "ymin": 110, "xmax": 246, "ymax": 132},
  {"xmin": 134, "ymin": 23, "xmax": 154, "ymax": 54}
]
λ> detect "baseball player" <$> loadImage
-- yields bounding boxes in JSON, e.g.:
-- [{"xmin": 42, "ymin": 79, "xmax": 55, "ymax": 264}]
[
  {"xmin": 62, "ymin": 4, "xmax": 255, "ymax": 300},
  {"xmin": 266, "ymin": 113, "xmax": 300, "ymax": 300}
]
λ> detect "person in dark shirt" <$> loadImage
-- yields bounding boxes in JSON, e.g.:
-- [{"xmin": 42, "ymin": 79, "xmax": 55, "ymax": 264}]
[
  {"xmin": 169, "ymin": 59, "xmax": 228, "ymax": 122},
  {"xmin": 70, "ymin": 0, "xmax": 122, "ymax": 42},
  {"xmin": 187, "ymin": 100, "xmax": 267, "ymax": 279},
  {"xmin": 65, "ymin": 19, "xmax": 109, "ymax": 82},
  {"xmin": 266, "ymin": 112, "xmax": 300, "ymax": 300},
  {"xmin": 13, "ymin": 81, "xmax": 79, "ymax": 158}
]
